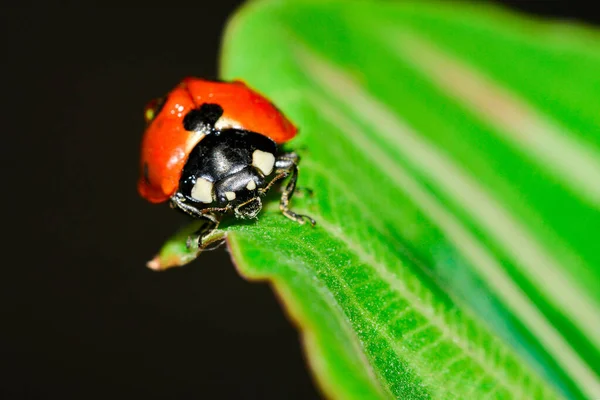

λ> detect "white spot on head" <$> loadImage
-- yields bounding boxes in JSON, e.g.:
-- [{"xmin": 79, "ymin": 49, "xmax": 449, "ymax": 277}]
[
  {"xmin": 252, "ymin": 150, "xmax": 275, "ymax": 176},
  {"xmin": 246, "ymin": 180, "xmax": 256, "ymax": 190},
  {"xmin": 191, "ymin": 178, "xmax": 213, "ymax": 203},
  {"xmin": 225, "ymin": 191, "xmax": 236, "ymax": 201}
]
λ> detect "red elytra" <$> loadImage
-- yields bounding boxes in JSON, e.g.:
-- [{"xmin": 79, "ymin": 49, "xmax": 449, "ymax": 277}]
[{"xmin": 138, "ymin": 77, "xmax": 298, "ymax": 203}]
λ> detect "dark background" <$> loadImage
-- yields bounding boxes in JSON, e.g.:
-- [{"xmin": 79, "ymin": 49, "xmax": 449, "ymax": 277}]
[{"xmin": 0, "ymin": 3, "xmax": 597, "ymax": 400}]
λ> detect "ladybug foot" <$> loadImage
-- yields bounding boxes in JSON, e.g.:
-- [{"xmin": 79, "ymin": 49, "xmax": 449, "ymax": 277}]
[
  {"xmin": 185, "ymin": 216, "xmax": 220, "ymax": 250},
  {"xmin": 282, "ymin": 208, "xmax": 316, "ymax": 226}
]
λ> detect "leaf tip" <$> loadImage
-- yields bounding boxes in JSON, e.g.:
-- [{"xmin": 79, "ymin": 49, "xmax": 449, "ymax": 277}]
[{"xmin": 146, "ymin": 256, "xmax": 162, "ymax": 271}]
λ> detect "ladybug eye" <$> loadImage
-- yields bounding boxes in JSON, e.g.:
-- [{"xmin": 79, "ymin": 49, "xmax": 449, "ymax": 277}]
[{"xmin": 144, "ymin": 97, "xmax": 166, "ymax": 123}]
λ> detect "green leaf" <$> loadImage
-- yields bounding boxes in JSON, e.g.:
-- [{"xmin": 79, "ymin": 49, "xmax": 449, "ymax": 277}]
[{"xmin": 152, "ymin": 0, "xmax": 600, "ymax": 398}]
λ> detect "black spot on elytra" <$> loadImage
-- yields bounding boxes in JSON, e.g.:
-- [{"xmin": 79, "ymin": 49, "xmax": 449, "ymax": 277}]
[{"xmin": 183, "ymin": 103, "xmax": 224, "ymax": 132}]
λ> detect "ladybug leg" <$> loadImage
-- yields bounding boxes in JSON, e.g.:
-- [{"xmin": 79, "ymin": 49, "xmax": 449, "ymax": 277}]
[
  {"xmin": 267, "ymin": 153, "xmax": 316, "ymax": 226},
  {"xmin": 259, "ymin": 171, "xmax": 288, "ymax": 194},
  {"xmin": 170, "ymin": 195, "xmax": 226, "ymax": 247},
  {"xmin": 281, "ymin": 185, "xmax": 313, "ymax": 198},
  {"xmin": 279, "ymin": 163, "xmax": 316, "ymax": 226},
  {"xmin": 259, "ymin": 152, "xmax": 299, "ymax": 194},
  {"xmin": 188, "ymin": 209, "xmax": 235, "ymax": 248},
  {"xmin": 186, "ymin": 214, "xmax": 221, "ymax": 249},
  {"xmin": 170, "ymin": 193, "xmax": 230, "ymax": 219}
]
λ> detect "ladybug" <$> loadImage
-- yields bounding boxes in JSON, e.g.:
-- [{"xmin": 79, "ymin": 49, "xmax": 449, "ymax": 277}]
[{"xmin": 138, "ymin": 77, "xmax": 315, "ymax": 243}]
